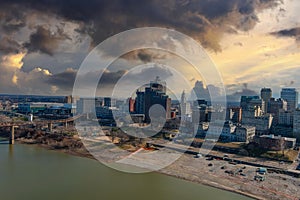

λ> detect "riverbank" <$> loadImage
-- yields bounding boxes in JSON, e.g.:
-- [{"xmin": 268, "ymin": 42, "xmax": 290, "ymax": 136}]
[
  {"xmin": 0, "ymin": 142, "xmax": 253, "ymax": 200},
  {"xmin": 15, "ymin": 138, "xmax": 259, "ymax": 200},
  {"xmin": 15, "ymin": 135, "xmax": 300, "ymax": 200},
  {"xmin": 17, "ymin": 137, "xmax": 95, "ymax": 160}
]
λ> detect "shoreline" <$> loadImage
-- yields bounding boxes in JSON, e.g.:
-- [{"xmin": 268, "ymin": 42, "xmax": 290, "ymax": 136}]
[
  {"xmin": 14, "ymin": 139, "xmax": 267, "ymax": 200},
  {"xmin": 157, "ymin": 170, "xmax": 262, "ymax": 200},
  {"xmin": 3, "ymin": 136, "xmax": 300, "ymax": 200}
]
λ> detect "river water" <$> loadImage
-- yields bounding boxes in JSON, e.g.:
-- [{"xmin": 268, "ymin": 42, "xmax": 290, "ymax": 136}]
[{"xmin": 0, "ymin": 140, "xmax": 252, "ymax": 200}]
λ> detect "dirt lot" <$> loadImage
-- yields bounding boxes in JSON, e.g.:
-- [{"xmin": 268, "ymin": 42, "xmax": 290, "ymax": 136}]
[{"xmin": 160, "ymin": 152, "xmax": 300, "ymax": 200}]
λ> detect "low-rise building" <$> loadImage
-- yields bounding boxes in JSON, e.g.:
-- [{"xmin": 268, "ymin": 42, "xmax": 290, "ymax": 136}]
[
  {"xmin": 254, "ymin": 134, "xmax": 296, "ymax": 151},
  {"xmin": 235, "ymin": 126, "xmax": 256, "ymax": 143},
  {"xmin": 219, "ymin": 121, "xmax": 236, "ymax": 142},
  {"xmin": 18, "ymin": 102, "xmax": 64, "ymax": 114},
  {"xmin": 242, "ymin": 114, "xmax": 273, "ymax": 135},
  {"xmin": 207, "ymin": 121, "xmax": 255, "ymax": 143}
]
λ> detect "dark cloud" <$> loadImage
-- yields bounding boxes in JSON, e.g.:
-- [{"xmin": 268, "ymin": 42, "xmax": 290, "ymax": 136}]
[
  {"xmin": 127, "ymin": 64, "xmax": 173, "ymax": 81},
  {"xmin": 0, "ymin": 36, "xmax": 22, "ymax": 54},
  {"xmin": 46, "ymin": 68, "xmax": 77, "ymax": 90},
  {"xmin": 50, "ymin": 64, "xmax": 173, "ymax": 96},
  {"xmin": 225, "ymin": 82, "xmax": 259, "ymax": 102},
  {"xmin": 227, "ymin": 88, "xmax": 258, "ymax": 102},
  {"xmin": 0, "ymin": 5, "xmax": 26, "ymax": 33},
  {"xmin": 122, "ymin": 49, "xmax": 168, "ymax": 63},
  {"xmin": 45, "ymin": 68, "xmax": 127, "ymax": 92},
  {"xmin": 98, "ymin": 70, "xmax": 127, "ymax": 88},
  {"xmin": 24, "ymin": 25, "xmax": 71, "ymax": 56},
  {"xmin": 271, "ymin": 27, "xmax": 300, "ymax": 41},
  {"xmin": 97, "ymin": 64, "xmax": 174, "ymax": 97},
  {"xmin": 0, "ymin": 0, "xmax": 282, "ymax": 53},
  {"xmin": 137, "ymin": 51, "xmax": 153, "ymax": 63},
  {"xmin": 0, "ymin": 0, "xmax": 286, "ymax": 96}
]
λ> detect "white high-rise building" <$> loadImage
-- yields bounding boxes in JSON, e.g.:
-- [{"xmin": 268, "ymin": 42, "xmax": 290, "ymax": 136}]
[{"xmin": 180, "ymin": 90, "xmax": 187, "ymax": 116}]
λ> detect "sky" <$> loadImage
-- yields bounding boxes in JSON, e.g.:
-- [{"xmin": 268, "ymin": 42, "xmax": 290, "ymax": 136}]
[{"xmin": 0, "ymin": 0, "xmax": 299, "ymax": 99}]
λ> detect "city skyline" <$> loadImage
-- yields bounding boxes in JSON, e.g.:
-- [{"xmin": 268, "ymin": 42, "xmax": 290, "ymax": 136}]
[
  {"xmin": 1, "ymin": 83, "xmax": 300, "ymax": 105},
  {"xmin": 1, "ymin": 1, "xmax": 300, "ymax": 200}
]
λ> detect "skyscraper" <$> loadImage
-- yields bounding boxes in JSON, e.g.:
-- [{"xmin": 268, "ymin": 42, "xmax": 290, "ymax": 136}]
[
  {"xmin": 280, "ymin": 88, "xmax": 299, "ymax": 111},
  {"xmin": 267, "ymin": 98, "xmax": 287, "ymax": 125},
  {"xmin": 181, "ymin": 90, "xmax": 187, "ymax": 115},
  {"xmin": 135, "ymin": 90, "xmax": 145, "ymax": 114},
  {"xmin": 133, "ymin": 77, "xmax": 171, "ymax": 123},
  {"xmin": 261, "ymin": 88, "xmax": 272, "ymax": 113},
  {"xmin": 103, "ymin": 97, "xmax": 112, "ymax": 107}
]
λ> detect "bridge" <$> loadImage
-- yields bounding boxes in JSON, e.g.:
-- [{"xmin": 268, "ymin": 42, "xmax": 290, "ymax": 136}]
[{"xmin": 0, "ymin": 115, "xmax": 84, "ymax": 144}]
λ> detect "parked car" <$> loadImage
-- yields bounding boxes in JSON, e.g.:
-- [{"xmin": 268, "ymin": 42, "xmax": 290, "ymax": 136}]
[
  {"xmin": 194, "ymin": 153, "xmax": 202, "ymax": 158},
  {"xmin": 206, "ymin": 157, "xmax": 214, "ymax": 161},
  {"xmin": 257, "ymin": 167, "xmax": 267, "ymax": 175},
  {"xmin": 254, "ymin": 175, "xmax": 265, "ymax": 181}
]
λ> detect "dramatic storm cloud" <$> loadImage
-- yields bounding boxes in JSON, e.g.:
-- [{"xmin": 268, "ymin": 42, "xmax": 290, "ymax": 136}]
[
  {"xmin": 0, "ymin": 0, "xmax": 282, "ymax": 52},
  {"xmin": 24, "ymin": 25, "xmax": 71, "ymax": 56},
  {"xmin": 1, "ymin": 0, "xmax": 300, "ymax": 96}
]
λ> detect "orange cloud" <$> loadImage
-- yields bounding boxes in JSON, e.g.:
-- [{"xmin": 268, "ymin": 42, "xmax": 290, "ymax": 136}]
[{"xmin": 1, "ymin": 52, "xmax": 26, "ymax": 69}]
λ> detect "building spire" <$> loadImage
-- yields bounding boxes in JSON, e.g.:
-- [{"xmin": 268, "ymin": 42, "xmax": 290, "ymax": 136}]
[{"xmin": 181, "ymin": 90, "xmax": 186, "ymax": 103}]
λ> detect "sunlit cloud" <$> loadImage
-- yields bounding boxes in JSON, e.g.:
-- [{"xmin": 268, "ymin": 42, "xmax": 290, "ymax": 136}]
[
  {"xmin": 32, "ymin": 67, "xmax": 52, "ymax": 76},
  {"xmin": 0, "ymin": 52, "xmax": 25, "ymax": 69},
  {"xmin": 12, "ymin": 74, "xmax": 18, "ymax": 85}
]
